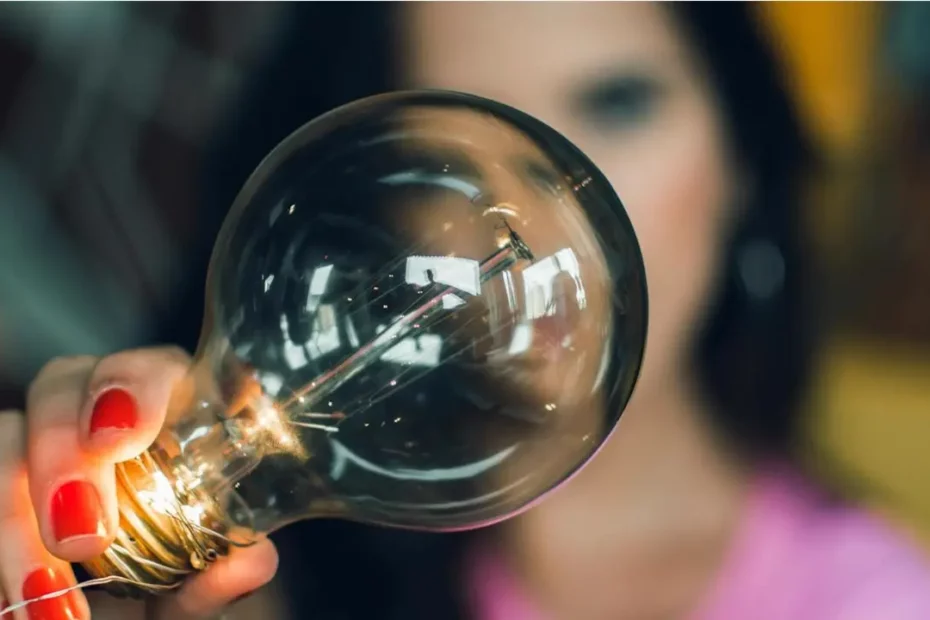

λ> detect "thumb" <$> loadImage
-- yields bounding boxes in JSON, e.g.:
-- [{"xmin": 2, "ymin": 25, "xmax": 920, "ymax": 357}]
[{"xmin": 153, "ymin": 537, "xmax": 279, "ymax": 620}]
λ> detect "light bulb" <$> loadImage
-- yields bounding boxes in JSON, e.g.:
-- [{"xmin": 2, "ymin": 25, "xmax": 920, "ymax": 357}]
[{"xmin": 80, "ymin": 90, "xmax": 648, "ymax": 596}]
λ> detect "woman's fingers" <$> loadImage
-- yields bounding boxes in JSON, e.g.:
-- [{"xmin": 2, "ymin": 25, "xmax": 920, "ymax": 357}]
[
  {"xmin": 15, "ymin": 346, "xmax": 276, "ymax": 619},
  {"xmin": 155, "ymin": 537, "xmax": 280, "ymax": 620},
  {"xmin": 24, "ymin": 348, "xmax": 193, "ymax": 563},
  {"xmin": 78, "ymin": 346, "xmax": 192, "ymax": 463},
  {"xmin": 80, "ymin": 538, "xmax": 281, "ymax": 620},
  {"xmin": 25, "ymin": 356, "xmax": 115, "ymax": 563},
  {"xmin": 0, "ymin": 409, "xmax": 90, "ymax": 620}
]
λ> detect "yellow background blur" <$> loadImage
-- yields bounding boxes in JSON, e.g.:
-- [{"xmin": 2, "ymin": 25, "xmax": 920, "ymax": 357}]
[{"xmin": 760, "ymin": 3, "xmax": 930, "ymax": 549}]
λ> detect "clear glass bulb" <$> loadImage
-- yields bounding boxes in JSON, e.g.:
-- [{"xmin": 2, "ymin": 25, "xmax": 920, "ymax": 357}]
[{"xmin": 81, "ymin": 90, "xmax": 647, "ymax": 594}]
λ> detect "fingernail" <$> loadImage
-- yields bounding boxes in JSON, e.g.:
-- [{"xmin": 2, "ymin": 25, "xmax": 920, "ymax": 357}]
[
  {"xmin": 89, "ymin": 388, "xmax": 137, "ymax": 433},
  {"xmin": 22, "ymin": 567, "xmax": 81, "ymax": 620},
  {"xmin": 51, "ymin": 481, "xmax": 105, "ymax": 543}
]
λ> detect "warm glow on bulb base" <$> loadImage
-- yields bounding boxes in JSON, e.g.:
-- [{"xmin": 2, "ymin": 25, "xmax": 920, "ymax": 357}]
[{"xmin": 80, "ymin": 449, "xmax": 236, "ymax": 598}]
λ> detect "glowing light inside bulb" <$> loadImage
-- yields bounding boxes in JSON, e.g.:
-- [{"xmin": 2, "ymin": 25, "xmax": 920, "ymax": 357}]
[
  {"xmin": 238, "ymin": 398, "xmax": 310, "ymax": 460},
  {"xmin": 137, "ymin": 472, "xmax": 175, "ymax": 513},
  {"xmin": 137, "ymin": 471, "xmax": 207, "ymax": 525},
  {"xmin": 181, "ymin": 501, "xmax": 207, "ymax": 525}
]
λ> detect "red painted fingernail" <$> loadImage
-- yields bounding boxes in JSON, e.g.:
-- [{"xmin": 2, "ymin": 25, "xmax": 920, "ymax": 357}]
[
  {"xmin": 1, "ymin": 599, "xmax": 10, "ymax": 618},
  {"xmin": 51, "ymin": 481, "xmax": 105, "ymax": 543},
  {"xmin": 22, "ymin": 567, "xmax": 81, "ymax": 620},
  {"xmin": 89, "ymin": 388, "xmax": 137, "ymax": 433}
]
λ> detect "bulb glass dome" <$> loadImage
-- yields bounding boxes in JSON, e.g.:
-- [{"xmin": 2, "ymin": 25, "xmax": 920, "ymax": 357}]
[
  {"xmin": 186, "ymin": 90, "xmax": 648, "ymax": 536},
  {"xmin": 95, "ymin": 92, "xmax": 647, "ymax": 582}
]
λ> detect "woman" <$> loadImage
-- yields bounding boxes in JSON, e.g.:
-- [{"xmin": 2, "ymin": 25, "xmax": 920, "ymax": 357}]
[{"xmin": 2, "ymin": 4, "xmax": 929, "ymax": 619}]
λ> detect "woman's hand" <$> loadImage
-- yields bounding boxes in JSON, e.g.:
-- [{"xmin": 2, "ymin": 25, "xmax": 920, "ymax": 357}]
[{"xmin": 0, "ymin": 347, "xmax": 279, "ymax": 619}]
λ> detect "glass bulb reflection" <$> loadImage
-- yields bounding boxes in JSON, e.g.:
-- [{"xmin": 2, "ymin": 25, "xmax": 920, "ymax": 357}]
[{"xmin": 82, "ymin": 90, "xmax": 648, "ymax": 591}]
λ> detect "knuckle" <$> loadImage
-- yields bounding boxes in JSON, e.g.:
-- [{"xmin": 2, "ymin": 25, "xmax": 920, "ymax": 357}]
[
  {"xmin": 27, "ymin": 355, "xmax": 97, "ymax": 407},
  {"xmin": 87, "ymin": 351, "xmax": 144, "ymax": 391},
  {"xmin": 35, "ymin": 355, "xmax": 97, "ymax": 381},
  {"xmin": 155, "ymin": 345, "xmax": 193, "ymax": 365},
  {"xmin": 90, "ymin": 347, "xmax": 192, "ymax": 391}
]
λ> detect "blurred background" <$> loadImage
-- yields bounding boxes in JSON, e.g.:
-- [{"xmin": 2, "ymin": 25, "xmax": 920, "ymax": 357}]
[{"xmin": 0, "ymin": 0, "xmax": 928, "ymax": 555}]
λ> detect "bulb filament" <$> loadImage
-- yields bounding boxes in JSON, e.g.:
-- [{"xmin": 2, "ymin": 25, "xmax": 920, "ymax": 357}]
[{"xmin": 282, "ymin": 226, "xmax": 534, "ymax": 410}]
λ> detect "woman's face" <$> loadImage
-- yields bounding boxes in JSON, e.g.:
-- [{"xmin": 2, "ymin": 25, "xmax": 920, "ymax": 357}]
[{"xmin": 403, "ymin": 2, "xmax": 740, "ymax": 402}]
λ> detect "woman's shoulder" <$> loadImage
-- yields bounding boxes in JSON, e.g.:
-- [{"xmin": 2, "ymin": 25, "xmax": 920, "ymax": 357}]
[{"xmin": 695, "ymin": 463, "xmax": 930, "ymax": 619}]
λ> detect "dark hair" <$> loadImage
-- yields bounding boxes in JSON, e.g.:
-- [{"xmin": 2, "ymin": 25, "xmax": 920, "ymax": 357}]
[
  {"xmin": 672, "ymin": 4, "xmax": 817, "ymax": 456},
  {"xmin": 162, "ymin": 4, "xmax": 815, "ymax": 618}
]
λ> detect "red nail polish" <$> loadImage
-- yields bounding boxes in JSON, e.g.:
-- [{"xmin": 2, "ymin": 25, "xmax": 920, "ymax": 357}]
[
  {"xmin": 1, "ymin": 599, "xmax": 10, "ymax": 618},
  {"xmin": 89, "ymin": 388, "xmax": 137, "ymax": 433},
  {"xmin": 51, "ymin": 481, "xmax": 105, "ymax": 542},
  {"xmin": 22, "ymin": 568, "xmax": 81, "ymax": 620}
]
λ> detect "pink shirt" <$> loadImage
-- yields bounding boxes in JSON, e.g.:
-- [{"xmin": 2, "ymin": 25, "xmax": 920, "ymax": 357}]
[{"xmin": 466, "ymin": 466, "xmax": 930, "ymax": 619}]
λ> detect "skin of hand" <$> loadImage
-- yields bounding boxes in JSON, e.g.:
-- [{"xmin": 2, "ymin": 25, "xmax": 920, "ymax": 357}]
[{"xmin": 0, "ymin": 347, "xmax": 279, "ymax": 620}]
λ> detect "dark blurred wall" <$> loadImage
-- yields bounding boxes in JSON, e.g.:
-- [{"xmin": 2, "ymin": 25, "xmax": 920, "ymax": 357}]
[
  {"xmin": 0, "ymin": 4, "xmax": 287, "ymax": 404},
  {"xmin": 792, "ymin": 3, "xmax": 930, "ymax": 548}
]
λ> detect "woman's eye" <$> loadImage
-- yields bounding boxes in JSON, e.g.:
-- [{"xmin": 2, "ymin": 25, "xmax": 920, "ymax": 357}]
[{"xmin": 573, "ymin": 75, "xmax": 662, "ymax": 131}]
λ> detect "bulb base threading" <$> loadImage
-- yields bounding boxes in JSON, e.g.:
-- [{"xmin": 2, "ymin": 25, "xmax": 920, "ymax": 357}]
[{"xmin": 80, "ymin": 449, "xmax": 233, "ymax": 598}]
